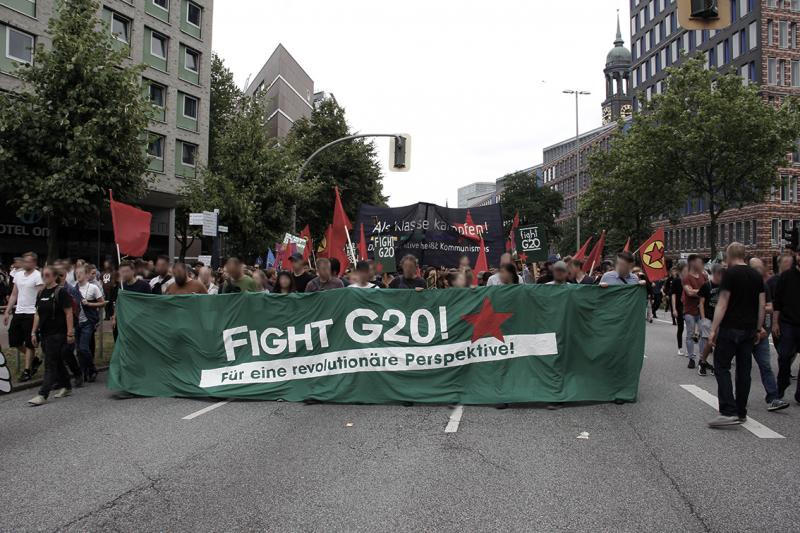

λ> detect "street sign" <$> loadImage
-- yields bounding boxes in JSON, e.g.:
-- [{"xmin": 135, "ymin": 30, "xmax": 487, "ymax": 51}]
[
  {"xmin": 218, "ymin": 225, "xmax": 228, "ymax": 234},
  {"xmin": 515, "ymin": 225, "xmax": 548, "ymax": 263},
  {"xmin": 201, "ymin": 211, "xmax": 217, "ymax": 237},
  {"xmin": 189, "ymin": 213, "xmax": 203, "ymax": 225},
  {"xmin": 197, "ymin": 254, "xmax": 212, "ymax": 266},
  {"xmin": 374, "ymin": 234, "xmax": 397, "ymax": 273},
  {"xmin": 283, "ymin": 232, "xmax": 307, "ymax": 254}
]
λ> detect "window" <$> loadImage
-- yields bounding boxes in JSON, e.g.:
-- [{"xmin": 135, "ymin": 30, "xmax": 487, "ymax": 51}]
[
  {"xmin": 153, "ymin": 0, "xmax": 168, "ymax": 9},
  {"xmin": 769, "ymin": 57, "xmax": 777, "ymax": 84},
  {"xmin": 794, "ymin": 0, "xmax": 800, "ymax": 10},
  {"xmin": 181, "ymin": 142, "xmax": 197, "ymax": 166},
  {"xmin": 187, "ymin": 1, "xmax": 201, "ymax": 27},
  {"xmin": 700, "ymin": 226, "xmax": 705, "ymax": 248},
  {"xmin": 151, "ymin": 32, "xmax": 167, "ymax": 59},
  {"xmin": 185, "ymin": 48, "xmax": 199, "ymax": 73},
  {"xmin": 793, "ymin": 60, "xmax": 800, "ymax": 86},
  {"xmin": 768, "ymin": 20, "xmax": 775, "ymax": 46},
  {"xmin": 110, "ymin": 13, "xmax": 130, "ymax": 43},
  {"xmin": 780, "ymin": 20, "xmax": 789, "ymax": 49},
  {"xmin": 148, "ymin": 82, "xmax": 165, "ymax": 107},
  {"xmin": 780, "ymin": 176, "xmax": 797, "ymax": 202},
  {"xmin": 749, "ymin": 21, "xmax": 757, "ymax": 50},
  {"xmin": 147, "ymin": 135, "xmax": 164, "ymax": 159},
  {"xmin": 183, "ymin": 94, "xmax": 197, "ymax": 119},
  {"xmin": 772, "ymin": 219, "xmax": 780, "ymax": 243},
  {"xmin": 733, "ymin": 31, "xmax": 740, "ymax": 58},
  {"xmin": 745, "ymin": 221, "xmax": 751, "ymax": 244},
  {"xmin": 779, "ymin": 59, "xmax": 786, "ymax": 85},
  {"xmin": 736, "ymin": 222, "xmax": 743, "ymax": 242},
  {"xmin": 6, "ymin": 27, "xmax": 34, "ymax": 64}
]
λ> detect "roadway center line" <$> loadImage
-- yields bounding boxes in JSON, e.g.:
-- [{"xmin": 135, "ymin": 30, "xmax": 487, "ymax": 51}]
[
  {"xmin": 653, "ymin": 318, "xmax": 674, "ymax": 325},
  {"xmin": 182, "ymin": 400, "xmax": 231, "ymax": 420},
  {"xmin": 680, "ymin": 385, "xmax": 785, "ymax": 439},
  {"xmin": 445, "ymin": 405, "xmax": 464, "ymax": 433}
]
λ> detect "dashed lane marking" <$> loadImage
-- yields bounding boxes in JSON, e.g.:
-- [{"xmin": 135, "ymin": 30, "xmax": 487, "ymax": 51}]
[
  {"xmin": 445, "ymin": 405, "xmax": 464, "ymax": 433},
  {"xmin": 182, "ymin": 400, "xmax": 231, "ymax": 420},
  {"xmin": 680, "ymin": 385, "xmax": 785, "ymax": 439}
]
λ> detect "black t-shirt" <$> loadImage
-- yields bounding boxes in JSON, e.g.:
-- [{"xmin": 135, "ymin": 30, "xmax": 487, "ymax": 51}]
[
  {"xmin": 293, "ymin": 272, "xmax": 313, "ymax": 293},
  {"xmin": 36, "ymin": 286, "xmax": 73, "ymax": 336},
  {"xmin": 123, "ymin": 279, "xmax": 153, "ymax": 294},
  {"xmin": 669, "ymin": 276, "xmax": 684, "ymax": 311},
  {"xmin": 774, "ymin": 267, "xmax": 800, "ymax": 326},
  {"xmin": 698, "ymin": 281, "xmax": 720, "ymax": 320},
  {"xmin": 389, "ymin": 276, "xmax": 427, "ymax": 289},
  {"xmin": 719, "ymin": 265, "xmax": 764, "ymax": 331}
]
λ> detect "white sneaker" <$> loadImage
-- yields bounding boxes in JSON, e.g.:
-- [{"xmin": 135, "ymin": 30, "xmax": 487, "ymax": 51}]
[
  {"xmin": 53, "ymin": 388, "xmax": 71, "ymax": 398},
  {"xmin": 28, "ymin": 395, "xmax": 46, "ymax": 406},
  {"xmin": 677, "ymin": 349, "xmax": 685, "ymax": 356}
]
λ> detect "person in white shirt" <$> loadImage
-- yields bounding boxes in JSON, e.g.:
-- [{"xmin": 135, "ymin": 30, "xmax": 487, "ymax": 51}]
[
  {"xmin": 75, "ymin": 265, "xmax": 105, "ymax": 382},
  {"xmin": 486, "ymin": 252, "xmax": 523, "ymax": 286},
  {"xmin": 149, "ymin": 255, "xmax": 174, "ymax": 294},
  {"xmin": 348, "ymin": 261, "xmax": 377, "ymax": 289},
  {"xmin": 2, "ymin": 252, "xmax": 44, "ymax": 381},
  {"xmin": 198, "ymin": 267, "xmax": 219, "ymax": 294},
  {"xmin": 546, "ymin": 261, "xmax": 570, "ymax": 285}
]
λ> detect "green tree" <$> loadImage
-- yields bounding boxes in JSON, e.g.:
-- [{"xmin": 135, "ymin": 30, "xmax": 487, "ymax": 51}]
[
  {"xmin": 618, "ymin": 56, "xmax": 800, "ymax": 258},
  {"xmin": 555, "ymin": 215, "xmax": 603, "ymax": 259},
  {"xmin": 0, "ymin": 0, "xmax": 150, "ymax": 261},
  {"xmin": 208, "ymin": 53, "xmax": 242, "ymax": 172},
  {"xmin": 499, "ymin": 169, "xmax": 563, "ymax": 246},
  {"xmin": 283, "ymin": 97, "xmax": 386, "ymax": 237}
]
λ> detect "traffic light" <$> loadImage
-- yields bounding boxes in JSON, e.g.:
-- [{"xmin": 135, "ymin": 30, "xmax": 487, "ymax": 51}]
[
  {"xmin": 783, "ymin": 225, "xmax": 799, "ymax": 252},
  {"xmin": 389, "ymin": 134, "xmax": 411, "ymax": 172},
  {"xmin": 677, "ymin": 0, "xmax": 731, "ymax": 30}
]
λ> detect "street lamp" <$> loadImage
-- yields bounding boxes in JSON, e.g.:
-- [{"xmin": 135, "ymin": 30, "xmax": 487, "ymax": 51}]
[{"xmin": 563, "ymin": 89, "xmax": 591, "ymax": 252}]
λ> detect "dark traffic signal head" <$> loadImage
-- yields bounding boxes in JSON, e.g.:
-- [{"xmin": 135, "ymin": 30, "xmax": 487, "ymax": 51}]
[
  {"xmin": 783, "ymin": 225, "xmax": 799, "ymax": 252},
  {"xmin": 691, "ymin": 0, "xmax": 719, "ymax": 18}
]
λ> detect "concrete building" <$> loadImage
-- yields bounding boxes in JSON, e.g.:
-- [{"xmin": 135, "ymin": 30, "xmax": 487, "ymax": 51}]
[
  {"xmin": 631, "ymin": 0, "xmax": 800, "ymax": 265},
  {"xmin": 466, "ymin": 165, "xmax": 543, "ymax": 209},
  {"xmin": 244, "ymin": 44, "xmax": 314, "ymax": 139},
  {"xmin": 457, "ymin": 182, "xmax": 496, "ymax": 208},
  {"xmin": 0, "ymin": 0, "xmax": 213, "ymax": 262}
]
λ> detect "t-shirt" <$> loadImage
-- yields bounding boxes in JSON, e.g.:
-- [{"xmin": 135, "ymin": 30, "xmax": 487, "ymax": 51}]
[
  {"xmin": 292, "ymin": 272, "xmax": 314, "ymax": 293},
  {"xmin": 599, "ymin": 271, "xmax": 640, "ymax": 285},
  {"xmin": 221, "ymin": 275, "xmax": 259, "ymax": 294},
  {"xmin": 76, "ymin": 281, "xmax": 103, "ymax": 323},
  {"xmin": 348, "ymin": 282, "xmax": 376, "ymax": 289},
  {"xmin": 150, "ymin": 275, "xmax": 174, "ymax": 295},
  {"xmin": 719, "ymin": 264, "xmax": 764, "ymax": 331},
  {"xmin": 681, "ymin": 272, "xmax": 707, "ymax": 316},
  {"xmin": 388, "ymin": 276, "xmax": 427, "ymax": 289},
  {"xmin": 36, "ymin": 286, "xmax": 72, "ymax": 336},
  {"xmin": 487, "ymin": 272, "xmax": 524, "ymax": 286},
  {"xmin": 697, "ymin": 281, "xmax": 720, "ymax": 321},
  {"xmin": 165, "ymin": 279, "xmax": 208, "ymax": 295},
  {"xmin": 121, "ymin": 279, "xmax": 152, "ymax": 294},
  {"xmin": 669, "ymin": 276, "xmax": 684, "ymax": 311},
  {"xmin": 12, "ymin": 269, "xmax": 43, "ymax": 315},
  {"xmin": 773, "ymin": 267, "xmax": 800, "ymax": 326},
  {"xmin": 305, "ymin": 276, "xmax": 345, "ymax": 292}
]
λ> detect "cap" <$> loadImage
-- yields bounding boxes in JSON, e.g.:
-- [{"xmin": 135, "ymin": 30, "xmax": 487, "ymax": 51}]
[{"xmin": 290, "ymin": 253, "xmax": 303, "ymax": 262}]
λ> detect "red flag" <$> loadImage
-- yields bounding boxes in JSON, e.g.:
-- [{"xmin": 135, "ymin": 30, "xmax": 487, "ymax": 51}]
[
  {"xmin": 109, "ymin": 191, "xmax": 151, "ymax": 257},
  {"xmin": 329, "ymin": 187, "xmax": 353, "ymax": 272},
  {"xmin": 358, "ymin": 223, "xmax": 368, "ymax": 261},
  {"xmin": 574, "ymin": 237, "xmax": 592, "ymax": 261},
  {"xmin": 506, "ymin": 211, "xmax": 520, "ymax": 252},
  {"xmin": 622, "ymin": 237, "xmax": 631, "ymax": 253},
  {"xmin": 274, "ymin": 242, "xmax": 285, "ymax": 270},
  {"xmin": 638, "ymin": 227, "xmax": 667, "ymax": 281},
  {"xmin": 473, "ymin": 235, "xmax": 489, "ymax": 286},
  {"xmin": 582, "ymin": 231, "xmax": 606, "ymax": 273},
  {"xmin": 299, "ymin": 225, "xmax": 313, "ymax": 262},
  {"xmin": 318, "ymin": 225, "xmax": 332, "ymax": 259},
  {"xmin": 283, "ymin": 242, "xmax": 297, "ymax": 270}
]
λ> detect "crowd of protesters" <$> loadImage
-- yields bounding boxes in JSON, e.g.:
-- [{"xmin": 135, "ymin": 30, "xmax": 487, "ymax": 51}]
[{"xmin": 2, "ymin": 241, "xmax": 799, "ymax": 426}]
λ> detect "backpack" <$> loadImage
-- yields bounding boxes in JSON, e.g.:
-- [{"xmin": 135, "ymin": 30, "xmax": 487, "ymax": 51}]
[{"xmin": 56, "ymin": 285, "xmax": 81, "ymax": 326}]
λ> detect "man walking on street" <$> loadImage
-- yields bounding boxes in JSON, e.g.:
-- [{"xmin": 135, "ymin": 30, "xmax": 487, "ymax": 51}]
[
  {"xmin": 707, "ymin": 243, "xmax": 765, "ymax": 427},
  {"xmin": 697, "ymin": 264, "xmax": 723, "ymax": 377},
  {"xmin": 682, "ymin": 255, "xmax": 708, "ymax": 369},
  {"xmin": 2, "ymin": 252, "xmax": 44, "ymax": 381},
  {"xmin": 773, "ymin": 250, "xmax": 800, "ymax": 403}
]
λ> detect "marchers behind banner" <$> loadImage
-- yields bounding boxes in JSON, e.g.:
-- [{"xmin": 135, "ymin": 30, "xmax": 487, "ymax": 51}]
[
  {"xmin": 108, "ymin": 286, "xmax": 646, "ymax": 404},
  {"xmin": 355, "ymin": 202, "xmax": 504, "ymax": 268}
]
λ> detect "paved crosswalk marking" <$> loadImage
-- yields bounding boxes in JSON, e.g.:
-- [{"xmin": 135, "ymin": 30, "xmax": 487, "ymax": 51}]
[
  {"xmin": 182, "ymin": 400, "xmax": 231, "ymax": 420},
  {"xmin": 445, "ymin": 405, "xmax": 464, "ymax": 433},
  {"xmin": 680, "ymin": 385, "xmax": 785, "ymax": 439}
]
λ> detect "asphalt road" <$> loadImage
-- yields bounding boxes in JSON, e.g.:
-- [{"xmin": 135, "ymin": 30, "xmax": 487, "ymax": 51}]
[{"xmin": 1, "ymin": 318, "xmax": 799, "ymax": 532}]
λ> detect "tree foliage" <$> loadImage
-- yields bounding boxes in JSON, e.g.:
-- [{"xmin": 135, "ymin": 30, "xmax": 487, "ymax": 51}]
[
  {"xmin": 0, "ymin": 0, "xmax": 151, "ymax": 260},
  {"xmin": 499, "ymin": 170, "xmax": 563, "ymax": 243},
  {"xmin": 208, "ymin": 53, "xmax": 241, "ymax": 172}
]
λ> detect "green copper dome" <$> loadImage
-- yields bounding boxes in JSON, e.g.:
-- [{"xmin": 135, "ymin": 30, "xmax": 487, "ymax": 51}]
[{"xmin": 606, "ymin": 15, "xmax": 632, "ymax": 67}]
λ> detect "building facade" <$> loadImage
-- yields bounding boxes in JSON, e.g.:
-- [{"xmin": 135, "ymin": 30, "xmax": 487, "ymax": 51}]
[
  {"xmin": 630, "ymin": 0, "xmax": 800, "ymax": 266},
  {"xmin": 457, "ymin": 182, "xmax": 496, "ymax": 208},
  {"xmin": 244, "ymin": 44, "xmax": 314, "ymax": 139},
  {"xmin": 0, "ymin": 0, "xmax": 213, "ymax": 262}
]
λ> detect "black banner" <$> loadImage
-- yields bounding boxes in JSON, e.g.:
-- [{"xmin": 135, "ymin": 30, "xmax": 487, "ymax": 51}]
[{"xmin": 355, "ymin": 202, "xmax": 505, "ymax": 268}]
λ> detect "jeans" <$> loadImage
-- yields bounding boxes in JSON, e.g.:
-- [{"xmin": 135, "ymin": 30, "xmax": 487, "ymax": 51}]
[
  {"xmin": 38, "ymin": 333, "xmax": 70, "ymax": 398},
  {"xmin": 684, "ymin": 314, "xmax": 705, "ymax": 360},
  {"xmin": 777, "ymin": 321, "xmax": 800, "ymax": 400},
  {"xmin": 752, "ymin": 336, "xmax": 779, "ymax": 403},
  {"xmin": 76, "ymin": 320, "xmax": 97, "ymax": 378},
  {"xmin": 714, "ymin": 327, "xmax": 754, "ymax": 418}
]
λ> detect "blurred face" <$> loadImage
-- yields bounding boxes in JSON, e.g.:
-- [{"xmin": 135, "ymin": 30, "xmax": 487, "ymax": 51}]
[
  {"xmin": 459, "ymin": 256, "xmax": 470, "ymax": 269},
  {"xmin": 120, "ymin": 265, "xmax": 134, "ymax": 282},
  {"xmin": 356, "ymin": 269, "xmax": 370, "ymax": 285},
  {"xmin": 569, "ymin": 264, "xmax": 582, "ymax": 279},
  {"xmin": 402, "ymin": 259, "xmax": 416, "ymax": 278},
  {"xmin": 499, "ymin": 253, "xmax": 512, "ymax": 267},
  {"xmin": 173, "ymin": 264, "xmax": 187, "ymax": 285},
  {"xmin": 77, "ymin": 267, "xmax": 88, "ymax": 283},
  {"xmin": 278, "ymin": 275, "xmax": 292, "ymax": 290},
  {"xmin": 779, "ymin": 255, "xmax": 794, "ymax": 273},
  {"xmin": 226, "ymin": 260, "xmax": 242, "ymax": 279},
  {"xmin": 22, "ymin": 255, "xmax": 36, "ymax": 272},
  {"xmin": 155, "ymin": 258, "xmax": 169, "ymax": 276},
  {"xmin": 317, "ymin": 261, "xmax": 332, "ymax": 280},
  {"xmin": 712, "ymin": 269, "xmax": 724, "ymax": 284},
  {"xmin": 617, "ymin": 258, "xmax": 633, "ymax": 277},
  {"xmin": 450, "ymin": 272, "xmax": 466, "ymax": 288},
  {"xmin": 198, "ymin": 267, "xmax": 211, "ymax": 286},
  {"xmin": 42, "ymin": 267, "xmax": 56, "ymax": 286},
  {"xmin": 690, "ymin": 258, "xmax": 703, "ymax": 273},
  {"xmin": 499, "ymin": 266, "xmax": 515, "ymax": 284},
  {"xmin": 553, "ymin": 267, "xmax": 568, "ymax": 283},
  {"xmin": 292, "ymin": 259, "xmax": 304, "ymax": 274}
]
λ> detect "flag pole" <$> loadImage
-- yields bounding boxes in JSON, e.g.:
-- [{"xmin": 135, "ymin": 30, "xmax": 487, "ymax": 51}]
[{"xmin": 344, "ymin": 226, "xmax": 357, "ymax": 266}]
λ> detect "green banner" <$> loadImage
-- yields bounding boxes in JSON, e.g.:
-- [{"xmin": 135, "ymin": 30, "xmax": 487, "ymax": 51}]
[
  {"xmin": 108, "ymin": 285, "xmax": 646, "ymax": 404},
  {"xmin": 515, "ymin": 224, "xmax": 548, "ymax": 262}
]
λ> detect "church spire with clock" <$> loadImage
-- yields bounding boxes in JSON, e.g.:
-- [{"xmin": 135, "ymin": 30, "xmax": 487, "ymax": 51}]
[{"xmin": 601, "ymin": 13, "xmax": 633, "ymax": 125}]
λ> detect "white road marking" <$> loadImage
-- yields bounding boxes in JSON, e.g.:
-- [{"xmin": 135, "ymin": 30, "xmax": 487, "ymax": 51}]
[
  {"xmin": 445, "ymin": 405, "xmax": 464, "ymax": 433},
  {"xmin": 653, "ymin": 318, "xmax": 674, "ymax": 325},
  {"xmin": 680, "ymin": 385, "xmax": 785, "ymax": 439},
  {"xmin": 182, "ymin": 400, "xmax": 231, "ymax": 420}
]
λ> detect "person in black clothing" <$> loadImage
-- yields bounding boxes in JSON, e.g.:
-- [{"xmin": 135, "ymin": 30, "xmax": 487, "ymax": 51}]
[
  {"xmin": 773, "ymin": 251, "xmax": 800, "ymax": 402},
  {"xmin": 388, "ymin": 255, "xmax": 426, "ymax": 290},
  {"xmin": 669, "ymin": 266, "xmax": 686, "ymax": 355},
  {"xmin": 290, "ymin": 254, "xmax": 313, "ymax": 293},
  {"xmin": 27, "ymin": 265, "xmax": 74, "ymax": 406},
  {"xmin": 707, "ymin": 243, "xmax": 765, "ymax": 427},
  {"xmin": 111, "ymin": 260, "xmax": 152, "ymax": 340}
]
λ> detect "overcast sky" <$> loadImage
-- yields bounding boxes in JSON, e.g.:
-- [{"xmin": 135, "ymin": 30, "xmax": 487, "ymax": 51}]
[{"xmin": 213, "ymin": 0, "xmax": 631, "ymax": 208}]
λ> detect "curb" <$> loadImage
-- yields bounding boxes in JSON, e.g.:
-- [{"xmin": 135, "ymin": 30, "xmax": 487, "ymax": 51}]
[{"xmin": 10, "ymin": 365, "xmax": 110, "ymax": 393}]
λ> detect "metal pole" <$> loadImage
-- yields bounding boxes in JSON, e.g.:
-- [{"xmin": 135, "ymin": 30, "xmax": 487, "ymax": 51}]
[{"xmin": 575, "ymin": 91, "xmax": 581, "ymax": 252}]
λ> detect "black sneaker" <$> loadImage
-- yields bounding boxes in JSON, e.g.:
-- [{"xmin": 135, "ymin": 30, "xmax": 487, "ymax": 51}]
[
  {"xmin": 73, "ymin": 373, "xmax": 84, "ymax": 388},
  {"xmin": 688, "ymin": 359, "xmax": 696, "ymax": 369},
  {"xmin": 768, "ymin": 399, "xmax": 790, "ymax": 411},
  {"xmin": 698, "ymin": 362, "xmax": 707, "ymax": 376},
  {"xmin": 30, "ymin": 356, "xmax": 42, "ymax": 375},
  {"xmin": 19, "ymin": 369, "xmax": 32, "ymax": 382}
]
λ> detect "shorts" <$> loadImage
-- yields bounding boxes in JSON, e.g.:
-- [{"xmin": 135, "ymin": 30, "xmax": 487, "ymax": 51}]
[
  {"xmin": 8, "ymin": 313, "xmax": 35, "ymax": 349},
  {"xmin": 700, "ymin": 318, "xmax": 713, "ymax": 339}
]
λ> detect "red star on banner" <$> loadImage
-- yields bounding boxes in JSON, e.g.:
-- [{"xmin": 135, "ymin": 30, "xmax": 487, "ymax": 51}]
[
  {"xmin": 518, "ymin": 252, "xmax": 528, "ymax": 263},
  {"xmin": 461, "ymin": 297, "xmax": 514, "ymax": 343},
  {"xmin": 452, "ymin": 210, "xmax": 483, "ymax": 242},
  {"xmin": 646, "ymin": 242, "xmax": 664, "ymax": 264}
]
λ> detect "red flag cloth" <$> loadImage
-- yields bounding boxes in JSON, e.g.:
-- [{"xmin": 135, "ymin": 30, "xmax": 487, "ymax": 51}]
[
  {"xmin": 582, "ymin": 231, "xmax": 606, "ymax": 273},
  {"xmin": 622, "ymin": 237, "xmax": 631, "ymax": 253},
  {"xmin": 329, "ymin": 187, "xmax": 353, "ymax": 272},
  {"xmin": 109, "ymin": 191, "xmax": 151, "ymax": 257},
  {"xmin": 638, "ymin": 227, "xmax": 667, "ymax": 281},
  {"xmin": 358, "ymin": 223, "xmax": 368, "ymax": 260},
  {"xmin": 318, "ymin": 225, "xmax": 332, "ymax": 259},
  {"xmin": 473, "ymin": 235, "xmax": 489, "ymax": 286},
  {"xmin": 284, "ymin": 242, "xmax": 297, "ymax": 270},
  {"xmin": 574, "ymin": 237, "xmax": 592, "ymax": 261},
  {"xmin": 299, "ymin": 225, "xmax": 313, "ymax": 262},
  {"xmin": 274, "ymin": 242, "xmax": 285, "ymax": 270},
  {"xmin": 506, "ymin": 211, "xmax": 520, "ymax": 252}
]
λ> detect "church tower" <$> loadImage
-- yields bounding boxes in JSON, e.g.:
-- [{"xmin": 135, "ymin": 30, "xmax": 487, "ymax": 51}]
[{"xmin": 602, "ymin": 14, "xmax": 633, "ymax": 125}]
